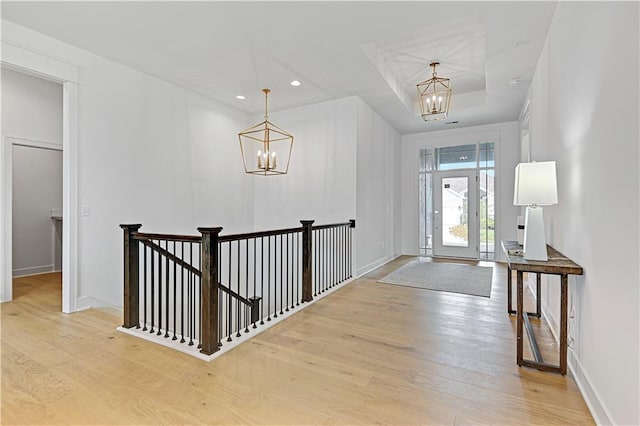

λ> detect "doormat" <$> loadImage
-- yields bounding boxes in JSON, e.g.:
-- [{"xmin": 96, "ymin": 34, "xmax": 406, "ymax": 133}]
[{"xmin": 377, "ymin": 261, "xmax": 492, "ymax": 297}]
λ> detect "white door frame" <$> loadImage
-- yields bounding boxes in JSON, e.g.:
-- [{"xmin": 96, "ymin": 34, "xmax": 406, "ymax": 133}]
[
  {"xmin": 1, "ymin": 41, "xmax": 79, "ymax": 313},
  {"xmin": 432, "ymin": 169, "xmax": 479, "ymax": 259}
]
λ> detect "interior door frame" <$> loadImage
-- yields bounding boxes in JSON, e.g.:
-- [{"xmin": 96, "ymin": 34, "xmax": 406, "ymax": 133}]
[
  {"xmin": 432, "ymin": 169, "xmax": 479, "ymax": 259},
  {"xmin": 1, "ymin": 40, "xmax": 79, "ymax": 313}
]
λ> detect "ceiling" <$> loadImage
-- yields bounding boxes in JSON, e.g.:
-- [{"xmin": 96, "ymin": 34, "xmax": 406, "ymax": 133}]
[{"xmin": 1, "ymin": 1, "xmax": 557, "ymax": 135}]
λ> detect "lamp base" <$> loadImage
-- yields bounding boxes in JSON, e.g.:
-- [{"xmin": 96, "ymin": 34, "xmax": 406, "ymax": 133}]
[{"xmin": 523, "ymin": 206, "xmax": 548, "ymax": 261}]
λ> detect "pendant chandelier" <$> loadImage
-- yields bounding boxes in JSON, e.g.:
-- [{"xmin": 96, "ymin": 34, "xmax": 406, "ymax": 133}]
[
  {"xmin": 238, "ymin": 88, "xmax": 294, "ymax": 176},
  {"xmin": 416, "ymin": 62, "xmax": 452, "ymax": 122}
]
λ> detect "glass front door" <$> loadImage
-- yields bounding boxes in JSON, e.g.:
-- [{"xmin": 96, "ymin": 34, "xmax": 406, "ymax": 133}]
[{"xmin": 432, "ymin": 169, "xmax": 478, "ymax": 258}]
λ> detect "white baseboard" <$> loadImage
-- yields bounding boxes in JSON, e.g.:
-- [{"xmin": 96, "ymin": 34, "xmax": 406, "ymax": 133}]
[
  {"xmin": 77, "ymin": 295, "xmax": 119, "ymax": 312},
  {"xmin": 12, "ymin": 264, "xmax": 55, "ymax": 277},
  {"xmin": 356, "ymin": 253, "xmax": 400, "ymax": 278},
  {"xmin": 540, "ymin": 296, "xmax": 613, "ymax": 425},
  {"xmin": 567, "ymin": 350, "xmax": 614, "ymax": 425}
]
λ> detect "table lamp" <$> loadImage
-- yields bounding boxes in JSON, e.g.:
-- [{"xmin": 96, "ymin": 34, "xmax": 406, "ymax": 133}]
[{"xmin": 513, "ymin": 161, "xmax": 558, "ymax": 261}]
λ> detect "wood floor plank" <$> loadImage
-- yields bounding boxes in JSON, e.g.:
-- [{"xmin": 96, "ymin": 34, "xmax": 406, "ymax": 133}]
[{"xmin": 1, "ymin": 259, "xmax": 594, "ymax": 425}]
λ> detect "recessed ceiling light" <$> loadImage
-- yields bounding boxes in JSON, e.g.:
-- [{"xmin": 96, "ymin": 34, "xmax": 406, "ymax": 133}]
[
  {"xmin": 508, "ymin": 78, "xmax": 521, "ymax": 87},
  {"xmin": 290, "ymin": 80, "xmax": 301, "ymax": 87},
  {"xmin": 445, "ymin": 120, "xmax": 459, "ymax": 125},
  {"xmin": 236, "ymin": 95, "xmax": 246, "ymax": 100}
]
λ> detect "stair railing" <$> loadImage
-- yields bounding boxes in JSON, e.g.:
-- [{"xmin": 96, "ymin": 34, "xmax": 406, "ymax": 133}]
[{"xmin": 120, "ymin": 219, "xmax": 355, "ymax": 355}]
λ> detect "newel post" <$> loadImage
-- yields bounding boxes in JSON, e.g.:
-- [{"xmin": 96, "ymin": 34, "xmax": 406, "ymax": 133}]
[
  {"xmin": 301, "ymin": 220, "xmax": 315, "ymax": 303},
  {"xmin": 198, "ymin": 227, "xmax": 223, "ymax": 355},
  {"xmin": 120, "ymin": 224, "xmax": 142, "ymax": 328}
]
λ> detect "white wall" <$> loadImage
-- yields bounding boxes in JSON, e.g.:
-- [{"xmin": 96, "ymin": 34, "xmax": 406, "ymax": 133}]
[
  {"xmin": 2, "ymin": 21, "xmax": 255, "ymax": 307},
  {"xmin": 1, "ymin": 67, "xmax": 63, "ymax": 145},
  {"xmin": 400, "ymin": 122, "xmax": 520, "ymax": 262},
  {"xmin": 355, "ymin": 98, "xmax": 401, "ymax": 275},
  {"xmin": 2, "ymin": 68, "xmax": 63, "ymax": 277},
  {"xmin": 251, "ymin": 96, "xmax": 403, "ymax": 277},
  {"xmin": 252, "ymin": 97, "xmax": 358, "ymax": 230},
  {"xmin": 2, "ymin": 20, "xmax": 405, "ymax": 308},
  {"xmin": 524, "ymin": 3, "xmax": 639, "ymax": 424}
]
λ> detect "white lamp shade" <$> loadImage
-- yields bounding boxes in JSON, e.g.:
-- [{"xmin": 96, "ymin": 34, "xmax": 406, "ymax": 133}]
[{"xmin": 513, "ymin": 161, "xmax": 558, "ymax": 206}]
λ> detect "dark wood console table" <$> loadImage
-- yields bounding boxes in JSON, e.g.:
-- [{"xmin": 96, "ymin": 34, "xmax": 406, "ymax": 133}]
[{"xmin": 501, "ymin": 240, "xmax": 583, "ymax": 375}]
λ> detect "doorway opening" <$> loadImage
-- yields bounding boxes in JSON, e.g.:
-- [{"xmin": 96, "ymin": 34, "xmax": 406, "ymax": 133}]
[
  {"xmin": 12, "ymin": 143, "xmax": 63, "ymax": 277},
  {"xmin": 2, "ymin": 67, "xmax": 65, "ymax": 308},
  {"xmin": 419, "ymin": 142, "xmax": 495, "ymax": 260}
]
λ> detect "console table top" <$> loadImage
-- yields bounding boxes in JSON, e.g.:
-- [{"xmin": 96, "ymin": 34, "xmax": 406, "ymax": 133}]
[{"xmin": 501, "ymin": 240, "xmax": 583, "ymax": 275}]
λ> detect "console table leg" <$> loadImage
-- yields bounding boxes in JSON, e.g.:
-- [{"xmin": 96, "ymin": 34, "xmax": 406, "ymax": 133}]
[
  {"xmin": 560, "ymin": 274, "xmax": 568, "ymax": 375},
  {"xmin": 507, "ymin": 265, "xmax": 513, "ymax": 313},
  {"xmin": 517, "ymin": 271, "xmax": 524, "ymax": 366},
  {"xmin": 536, "ymin": 273, "xmax": 542, "ymax": 318}
]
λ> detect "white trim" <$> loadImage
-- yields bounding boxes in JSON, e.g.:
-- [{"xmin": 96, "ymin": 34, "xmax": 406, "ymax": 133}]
[
  {"xmin": 76, "ymin": 296, "xmax": 116, "ymax": 312},
  {"xmin": 1, "ymin": 137, "xmax": 13, "ymax": 302},
  {"xmin": 567, "ymin": 350, "xmax": 615, "ymax": 425},
  {"xmin": 12, "ymin": 265, "xmax": 55, "ymax": 278},
  {"xmin": 61, "ymin": 82, "xmax": 79, "ymax": 313},
  {"xmin": 539, "ymin": 290, "xmax": 613, "ymax": 425},
  {"xmin": 6, "ymin": 136, "xmax": 62, "ymax": 151},
  {"xmin": 1, "ymin": 40, "xmax": 79, "ymax": 84},
  {"xmin": 356, "ymin": 253, "xmax": 400, "ymax": 278},
  {"xmin": 0, "ymin": 43, "xmax": 79, "ymax": 313}
]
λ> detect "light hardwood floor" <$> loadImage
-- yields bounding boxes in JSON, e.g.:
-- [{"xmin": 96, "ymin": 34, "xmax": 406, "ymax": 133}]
[{"xmin": 2, "ymin": 258, "xmax": 593, "ymax": 425}]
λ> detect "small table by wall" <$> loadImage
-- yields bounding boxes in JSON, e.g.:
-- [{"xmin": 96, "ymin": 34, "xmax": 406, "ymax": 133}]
[{"xmin": 501, "ymin": 240, "xmax": 583, "ymax": 375}]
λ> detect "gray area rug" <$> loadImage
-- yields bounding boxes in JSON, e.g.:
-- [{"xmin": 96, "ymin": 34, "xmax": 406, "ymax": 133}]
[{"xmin": 377, "ymin": 261, "xmax": 493, "ymax": 297}]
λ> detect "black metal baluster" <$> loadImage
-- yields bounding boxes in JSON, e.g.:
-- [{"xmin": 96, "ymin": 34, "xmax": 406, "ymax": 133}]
[
  {"xmin": 291, "ymin": 233, "xmax": 295, "ymax": 309},
  {"xmin": 314, "ymin": 231, "xmax": 318, "ymax": 296},
  {"xmin": 253, "ymin": 238, "xmax": 258, "ymax": 328},
  {"xmin": 227, "ymin": 241, "xmax": 232, "ymax": 342},
  {"xmin": 338, "ymin": 226, "xmax": 341, "ymax": 283},
  {"xmin": 324, "ymin": 229, "xmax": 327, "ymax": 293},
  {"xmin": 188, "ymin": 242, "xmax": 194, "ymax": 346},
  {"xmin": 273, "ymin": 236, "xmax": 278, "ymax": 319},
  {"xmin": 339, "ymin": 226, "xmax": 342, "ymax": 283},
  {"xmin": 142, "ymin": 245, "xmax": 147, "ymax": 331},
  {"xmin": 218, "ymin": 242, "xmax": 222, "ymax": 347},
  {"xmin": 180, "ymin": 241, "xmax": 185, "ymax": 343},
  {"xmin": 342, "ymin": 225, "xmax": 346, "ymax": 282},
  {"xmin": 157, "ymin": 240, "xmax": 163, "ymax": 336},
  {"xmin": 164, "ymin": 240, "xmax": 170, "ymax": 338},
  {"xmin": 150, "ymin": 241, "xmax": 156, "ymax": 334},
  {"xmin": 171, "ymin": 241, "xmax": 177, "ymax": 340},
  {"xmin": 260, "ymin": 237, "xmax": 265, "ymax": 325},
  {"xmin": 296, "ymin": 232, "xmax": 300, "ymax": 306},
  {"xmin": 349, "ymin": 225, "xmax": 352, "ymax": 278},
  {"xmin": 245, "ymin": 238, "xmax": 250, "ymax": 332},
  {"xmin": 236, "ymin": 241, "xmax": 241, "ymax": 338},
  {"xmin": 267, "ymin": 236, "xmax": 271, "ymax": 321},
  {"xmin": 218, "ymin": 287, "xmax": 222, "ymax": 348},
  {"xmin": 330, "ymin": 228, "xmax": 334, "ymax": 288},
  {"xmin": 285, "ymin": 233, "xmax": 290, "ymax": 312},
  {"xmin": 197, "ymin": 243, "xmax": 202, "ymax": 349},
  {"xmin": 279, "ymin": 233, "xmax": 283, "ymax": 315}
]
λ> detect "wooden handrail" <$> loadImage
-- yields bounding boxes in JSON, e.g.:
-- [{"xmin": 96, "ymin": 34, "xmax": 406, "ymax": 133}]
[
  {"xmin": 311, "ymin": 221, "xmax": 354, "ymax": 230},
  {"xmin": 142, "ymin": 239, "xmax": 251, "ymax": 307},
  {"xmin": 218, "ymin": 226, "xmax": 302, "ymax": 242},
  {"xmin": 140, "ymin": 239, "xmax": 200, "ymax": 275},
  {"xmin": 218, "ymin": 284, "xmax": 252, "ymax": 306},
  {"xmin": 133, "ymin": 232, "xmax": 201, "ymax": 243}
]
